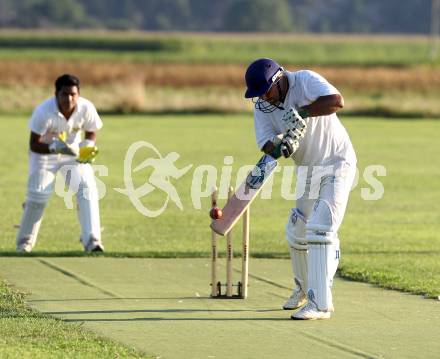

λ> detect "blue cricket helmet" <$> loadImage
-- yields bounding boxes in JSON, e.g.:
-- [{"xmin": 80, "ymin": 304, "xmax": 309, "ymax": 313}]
[{"xmin": 244, "ymin": 58, "xmax": 283, "ymax": 98}]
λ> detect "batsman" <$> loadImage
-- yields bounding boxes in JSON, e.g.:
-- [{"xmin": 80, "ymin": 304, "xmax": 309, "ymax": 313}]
[
  {"xmin": 16, "ymin": 74, "xmax": 104, "ymax": 253},
  {"xmin": 244, "ymin": 58, "xmax": 357, "ymax": 320}
]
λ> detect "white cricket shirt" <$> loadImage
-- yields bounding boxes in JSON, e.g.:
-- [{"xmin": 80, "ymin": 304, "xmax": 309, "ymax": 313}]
[
  {"xmin": 254, "ymin": 70, "xmax": 356, "ymax": 168},
  {"xmin": 29, "ymin": 96, "xmax": 103, "ymax": 146}
]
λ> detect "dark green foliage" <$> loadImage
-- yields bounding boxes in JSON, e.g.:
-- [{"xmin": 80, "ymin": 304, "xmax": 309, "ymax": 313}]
[
  {"xmin": 223, "ymin": 0, "xmax": 293, "ymax": 32},
  {"xmin": 0, "ymin": 0, "xmax": 435, "ymax": 33}
]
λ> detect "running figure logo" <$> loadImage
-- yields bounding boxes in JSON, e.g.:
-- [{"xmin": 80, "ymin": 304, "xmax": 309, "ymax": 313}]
[{"xmin": 115, "ymin": 141, "xmax": 193, "ymax": 217}]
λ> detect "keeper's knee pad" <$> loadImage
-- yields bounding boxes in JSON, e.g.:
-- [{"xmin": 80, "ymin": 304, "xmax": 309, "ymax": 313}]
[{"xmin": 27, "ymin": 169, "xmax": 56, "ymax": 203}]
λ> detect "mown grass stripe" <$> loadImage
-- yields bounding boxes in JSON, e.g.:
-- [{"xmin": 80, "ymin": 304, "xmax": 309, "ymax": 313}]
[{"xmin": 38, "ymin": 259, "xmax": 122, "ymax": 298}]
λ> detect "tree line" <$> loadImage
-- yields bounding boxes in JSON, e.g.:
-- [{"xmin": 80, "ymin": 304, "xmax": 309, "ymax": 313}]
[{"xmin": 0, "ymin": 0, "xmax": 433, "ymax": 34}]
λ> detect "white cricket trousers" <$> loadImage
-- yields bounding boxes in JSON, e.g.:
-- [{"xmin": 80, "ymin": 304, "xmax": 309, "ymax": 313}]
[{"xmin": 16, "ymin": 151, "xmax": 101, "ymax": 251}]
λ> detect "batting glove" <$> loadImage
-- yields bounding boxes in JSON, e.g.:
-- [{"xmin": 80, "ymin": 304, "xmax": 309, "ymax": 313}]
[
  {"xmin": 280, "ymin": 136, "xmax": 300, "ymax": 158},
  {"xmin": 281, "ymin": 107, "xmax": 307, "ymax": 137}
]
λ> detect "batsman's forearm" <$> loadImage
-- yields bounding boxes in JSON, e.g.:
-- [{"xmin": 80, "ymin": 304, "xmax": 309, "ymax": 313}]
[
  {"xmin": 29, "ymin": 141, "xmax": 51, "ymax": 154},
  {"xmin": 301, "ymin": 94, "xmax": 344, "ymax": 117},
  {"xmin": 29, "ymin": 131, "xmax": 51, "ymax": 154},
  {"xmin": 85, "ymin": 131, "xmax": 97, "ymax": 142},
  {"xmin": 261, "ymin": 140, "xmax": 282, "ymax": 159}
]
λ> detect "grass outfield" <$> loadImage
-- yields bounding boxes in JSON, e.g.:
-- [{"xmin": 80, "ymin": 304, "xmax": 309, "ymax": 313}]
[
  {"xmin": 0, "ymin": 31, "xmax": 436, "ymax": 66},
  {"xmin": 0, "ymin": 114, "xmax": 439, "ymax": 300},
  {"xmin": 0, "ymin": 281, "xmax": 148, "ymax": 358},
  {"xmin": 2, "ymin": 257, "xmax": 440, "ymax": 359}
]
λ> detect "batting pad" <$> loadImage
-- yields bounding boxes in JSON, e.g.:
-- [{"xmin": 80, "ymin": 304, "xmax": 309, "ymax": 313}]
[
  {"xmin": 290, "ymin": 246, "xmax": 308, "ymax": 292},
  {"xmin": 307, "ymin": 238, "xmax": 340, "ymax": 311},
  {"xmin": 286, "ymin": 208, "xmax": 309, "ymax": 291},
  {"xmin": 285, "ymin": 208, "xmax": 307, "ymax": 246}
]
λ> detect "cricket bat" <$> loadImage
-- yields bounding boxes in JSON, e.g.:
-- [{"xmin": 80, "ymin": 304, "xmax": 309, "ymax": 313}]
[{"xmin": 210, "ymin": 154, "xmax": 278, "ymax": 236}]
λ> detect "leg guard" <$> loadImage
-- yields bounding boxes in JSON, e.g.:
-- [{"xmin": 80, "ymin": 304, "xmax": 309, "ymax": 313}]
[
  {"xmin": 307, "ymin": 238, "xmax": 340, "ymax": 311},
  {"xmin": 16, "ymin": 169, "xmax": 55, "ymax": 252},
  {"xmin": 285, "ymin": 208, "xmax": 308, "ymax": 292},
  {"xmin": 306, "ymin": 199, "xmax": 341, "ymax": 311},
  {"xmin": 74, "ymin": 164, "xmax": 103, "ymax": 251}
]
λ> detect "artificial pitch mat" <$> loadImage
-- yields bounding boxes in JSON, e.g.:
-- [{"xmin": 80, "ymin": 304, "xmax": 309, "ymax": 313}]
[{"xmin": 0, "ymin": 258, "xmax": 439, "ymax": 359}]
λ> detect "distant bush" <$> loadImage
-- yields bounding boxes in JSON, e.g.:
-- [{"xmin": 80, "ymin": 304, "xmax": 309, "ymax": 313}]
[
  {"xmin": 0, "ymin": 32, "xmax": 436, "ymax": 67},
  {"xmin": 0, "ymin": 35, "xmax": 183, "ymax": 52}
]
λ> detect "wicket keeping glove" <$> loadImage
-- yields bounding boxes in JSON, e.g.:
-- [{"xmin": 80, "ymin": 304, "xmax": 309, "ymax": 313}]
[
  {"xmin": 77, "ymin": 139, "xmax": 99, "ymax": 164},
  {"xmin": 49, "ymin": 138, "xmax": 79, "ymax": 156}
]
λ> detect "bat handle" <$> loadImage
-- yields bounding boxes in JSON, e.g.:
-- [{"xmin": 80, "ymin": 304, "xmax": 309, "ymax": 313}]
[{"xmin": 211, "ymin": 187, "xmax": 219, "ymax": 297}]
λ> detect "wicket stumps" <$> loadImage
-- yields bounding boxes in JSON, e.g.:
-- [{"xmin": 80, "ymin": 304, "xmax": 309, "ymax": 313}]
[{"xmin": 210, "ymin": 187, "xmax": 250, "ymax": 299}]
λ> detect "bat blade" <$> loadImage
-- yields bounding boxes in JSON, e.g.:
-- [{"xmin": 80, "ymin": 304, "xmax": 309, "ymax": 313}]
[{"xmin": 210, "ymin": 154, "xmax": 278, "ymax": 236}]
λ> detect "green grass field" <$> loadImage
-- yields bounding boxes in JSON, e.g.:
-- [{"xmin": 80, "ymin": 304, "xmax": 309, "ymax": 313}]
[
  {"xmin": 1, "ymin": 113, "xmax": 439, "ymax": 357},
  {"xmin": 0, "ymin": 31, "xmax": 436, "ymax": 66},
  {"xmin": 2, "ymin": 29, "xmax": 439, "ymax": 358},
  {"xmin": 1, "ymin": 113, "xmax": 439, "ymax": 298},
  {"xmin": 0, "ymin": 282, "xmax": 147, "ymax": 358}
]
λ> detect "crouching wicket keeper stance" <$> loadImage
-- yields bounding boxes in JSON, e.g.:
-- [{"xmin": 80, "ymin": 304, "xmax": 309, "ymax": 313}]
[
  {"xmin": 16, "ymin": 74, "xmax": 104, "ymax": 253},
  {"xmin": 244, "ymin": 58, "xmax": 357, "ymax": 320}
]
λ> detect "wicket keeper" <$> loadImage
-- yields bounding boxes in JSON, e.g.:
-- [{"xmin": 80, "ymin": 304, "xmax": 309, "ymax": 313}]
[
  {"xmin": 244, "ymin": 58, "xmax": 357, "ymax": 320},
  {"xmin": 16, "ymin": 74, "xmax": 104, "ymax": 253}
]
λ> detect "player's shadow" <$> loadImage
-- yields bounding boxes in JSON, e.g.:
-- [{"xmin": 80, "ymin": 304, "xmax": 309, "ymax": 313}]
[
  {"xmin": 2, "ymin": 249, "xmax": 438, "ymax": 257},
  {"xmin": 44, "ymin": 308, "xmax": 283, "ymax": 315},
  {"xmin": 63, "ymin": 317, "xmax": 289, "ymax": 322},
  {"xmin": 0, "ymin": 250, "xmax": 98, "ymax": 257},
  {"xmin": 0, "ymin": 250, "xmax": 214, "ymax": 257},
  {"xmin": 41, "ymin": 307, "xmax": 287, "ymax": 322}
]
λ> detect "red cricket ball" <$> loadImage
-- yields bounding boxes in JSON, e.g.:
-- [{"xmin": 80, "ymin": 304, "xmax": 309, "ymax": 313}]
[{"xmin": 210, "ymin": 207, "xmax": 223, "ymax": 220}]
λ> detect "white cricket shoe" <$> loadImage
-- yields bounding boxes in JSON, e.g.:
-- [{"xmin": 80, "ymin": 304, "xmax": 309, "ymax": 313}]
[
  {"xmin": 283, "ymin": 287, "xmax": 307, "ymax": 310},
  {"xmin": 16, "ymin": 243, "xmax": 33, "ymax": 253},
  {"xmin": 84, "ymin": 236, "xmax": 105, "ymax": 253},
  {"xmin": 291, "ymin": 300, "xmax": 331, "ymax": 320},
  {"xmin": 16, "ymin": 237, "xmax": 33, "ymax": 253}
]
